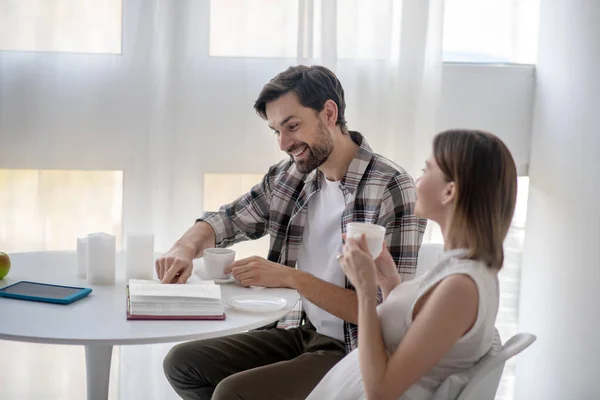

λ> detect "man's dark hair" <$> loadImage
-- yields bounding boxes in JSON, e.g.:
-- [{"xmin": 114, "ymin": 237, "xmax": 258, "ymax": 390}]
[{"xmin": 254, "ymin": 65, "xmax": 348, "ymax": 133}]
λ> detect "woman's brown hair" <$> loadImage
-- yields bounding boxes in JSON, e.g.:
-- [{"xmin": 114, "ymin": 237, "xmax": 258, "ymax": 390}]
[{"xmin": 433, "ymin": 129, "xmax": 518, "ymax": 269}]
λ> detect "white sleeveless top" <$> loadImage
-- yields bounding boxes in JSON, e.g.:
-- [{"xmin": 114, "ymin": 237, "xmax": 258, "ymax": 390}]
[{"xmin": 307, "ymin": 249, "xmax": 500, "ymax": 400}]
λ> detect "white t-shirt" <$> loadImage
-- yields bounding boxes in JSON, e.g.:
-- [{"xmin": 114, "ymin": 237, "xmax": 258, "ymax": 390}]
[{"xmin": 296, "ymin": 176, "xmax": 347, "ymax": 342}]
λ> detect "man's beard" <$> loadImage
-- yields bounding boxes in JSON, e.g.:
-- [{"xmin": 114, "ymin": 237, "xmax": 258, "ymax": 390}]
[{"xmin": 291, "ymin": 122, "xmax": 334, "ymax": 174}]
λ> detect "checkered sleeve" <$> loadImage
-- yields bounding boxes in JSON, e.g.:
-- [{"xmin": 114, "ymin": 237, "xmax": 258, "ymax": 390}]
[
  {"xmin": 198, "ymin": 170, "xmax": 274, "ymax": 248},
  {"xmin": 379, "ymin": 173, "xmax": 427, "ymax": 281}
]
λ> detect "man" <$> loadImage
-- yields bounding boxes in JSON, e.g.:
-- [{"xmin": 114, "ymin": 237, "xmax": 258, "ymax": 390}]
[{"xmin": 158, "ymin": 65, "xmax": 426, "ymax": 400}]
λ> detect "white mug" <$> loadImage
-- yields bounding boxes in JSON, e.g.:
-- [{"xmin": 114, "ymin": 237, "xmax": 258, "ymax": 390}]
[
  {"xmin": 202, "ymin": 248, "xmax": 235, "ymax": 279},
  {"xmin": 346, "ymin": 222, "xmax": 386, "ymax": 259}
]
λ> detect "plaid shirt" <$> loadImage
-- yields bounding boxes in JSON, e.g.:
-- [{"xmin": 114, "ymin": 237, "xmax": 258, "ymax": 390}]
[{"xmin": 200, "ymin": 132, "xmax": 426, "ymax": 352}]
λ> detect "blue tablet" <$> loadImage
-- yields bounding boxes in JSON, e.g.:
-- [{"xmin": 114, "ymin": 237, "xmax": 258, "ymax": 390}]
[{"xmin": 0, "ymin": 281, "xmax": 92, "ymax": 305}]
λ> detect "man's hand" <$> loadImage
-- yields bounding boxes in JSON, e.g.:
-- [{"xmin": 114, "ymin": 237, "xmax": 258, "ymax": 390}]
[
  {"xmin": 224, "ymin": 256, "xmax": 297, "ymax": 288},
  {"xmin": 156, "ymin": 222, "xmax": 216, "ymax": 284},
  {"xmin": 156, "ymin": 244, "xmax": 196, "ymax": 284}
]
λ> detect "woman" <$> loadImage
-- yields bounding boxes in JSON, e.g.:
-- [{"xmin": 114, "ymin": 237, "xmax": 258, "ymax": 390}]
[{"xmin": 307, "ymin": 129, "xmax": 517, "ymax": 400}]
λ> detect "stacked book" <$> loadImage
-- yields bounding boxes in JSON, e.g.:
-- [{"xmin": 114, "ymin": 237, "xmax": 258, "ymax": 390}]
[{"xmin": 126, "ymin": 279, "xmax": 225, "ymax": 320}]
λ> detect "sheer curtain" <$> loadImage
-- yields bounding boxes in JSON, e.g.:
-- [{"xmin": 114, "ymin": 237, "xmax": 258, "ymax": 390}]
[
  {"xmin": 297, "ymin": 0, "xmax": 445, "ymax": 242},
  {"xmin": 305, "ymin": 0, "xmax": 445, "ymax": 179},
  {"xmin": 0, "ymin": 0, "xmax": 444, "ymax": 251},
  {"xmin": 0, "ymin": 1, "xmax": 445, "ymax": 399}
]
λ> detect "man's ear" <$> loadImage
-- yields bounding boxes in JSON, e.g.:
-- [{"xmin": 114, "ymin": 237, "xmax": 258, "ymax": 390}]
[{"xmin": 322, "ymin": 99, "xmax": 339, "ymax": 128}]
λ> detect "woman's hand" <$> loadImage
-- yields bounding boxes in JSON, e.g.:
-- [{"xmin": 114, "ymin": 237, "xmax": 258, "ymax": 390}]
[
  {"xmin": 339, "ymin": 234, "xmax": 402, "ymax": 298},
  {"xmin": 373, "ymin": 244, "xmax": 402, "ymax": 294},
  {"xmin": 338, "ymin": 235, "xmax": 378, "ymax": 297}
]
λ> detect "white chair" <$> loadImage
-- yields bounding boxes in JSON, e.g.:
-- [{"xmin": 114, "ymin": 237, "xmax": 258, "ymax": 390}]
[
  {"xmin": 454, "ymin": 332, "xmax": 536, "ymax": 399},
  {"xmin": 415, "ymin": 242, "xmax": 444, "ymax": 277},
  {"xmin": 432, "ymin": 330, "xmax": 536, "ymax": 399},
  {"xmin": 417, "ymin": 243, "xmax": 536, "ymax": 399}
]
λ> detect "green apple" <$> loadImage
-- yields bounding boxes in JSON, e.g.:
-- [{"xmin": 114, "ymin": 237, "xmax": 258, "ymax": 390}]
[{"xmin": 0, "ymin": 252, "xmax": 10, "ymax": 279}]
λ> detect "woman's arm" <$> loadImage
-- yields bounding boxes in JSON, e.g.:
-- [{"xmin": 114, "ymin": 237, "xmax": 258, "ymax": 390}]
[{"xmin": 358, "ymin": 275, "xmax": 479, "ymax": 400}]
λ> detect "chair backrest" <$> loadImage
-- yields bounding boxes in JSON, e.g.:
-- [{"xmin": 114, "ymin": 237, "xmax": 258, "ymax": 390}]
[
  {"xmin": 415, "ymin": 242, "xmax": 444, "ymax": 278},
  {"xmin": 455, "ymin": 333, "xmax": 537, "ymax": 400}
]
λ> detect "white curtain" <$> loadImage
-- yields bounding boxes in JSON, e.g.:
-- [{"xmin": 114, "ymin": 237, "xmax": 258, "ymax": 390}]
[
  {"xmin": 304, "ymin": 0, "xmax": 445, "ymax": 179},
  {"xmin": 0, "ymin": 0, "xmax": 444, "ymax": 398},
  {"xmin": 0, "ymin": 0, "xmax": 444, "ymax": 253}
]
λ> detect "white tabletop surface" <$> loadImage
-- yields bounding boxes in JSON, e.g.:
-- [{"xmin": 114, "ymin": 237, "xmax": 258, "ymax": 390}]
[{"xmin": 0, "ymin": 251, "xmax": 300, "ymax": 346}]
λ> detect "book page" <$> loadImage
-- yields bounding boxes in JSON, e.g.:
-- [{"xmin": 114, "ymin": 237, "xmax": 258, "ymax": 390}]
[
  {"xmin": 128, "ymin": 279, "xmax": 216, "ymax": 286},
  {"xmin": 129, "ymin": 280, "xmax": 221, "ymax": 299}
]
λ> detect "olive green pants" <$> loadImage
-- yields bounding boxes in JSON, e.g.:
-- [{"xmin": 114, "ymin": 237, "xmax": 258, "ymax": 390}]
[{"xmin": 163, "ymin": 319, "xmax": 346, "ymax": 400}]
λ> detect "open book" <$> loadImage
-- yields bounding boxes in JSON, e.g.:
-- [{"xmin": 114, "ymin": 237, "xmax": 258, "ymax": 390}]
[{"xmin": 126, "ymin": 279, "xmax": 226, "ymax": 320}]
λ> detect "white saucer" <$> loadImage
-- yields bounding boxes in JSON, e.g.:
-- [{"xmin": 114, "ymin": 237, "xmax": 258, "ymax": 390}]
[
  {"xmin": 228, "ymin": 295, "xmax": 287, "ymax": 313},
  {"xmin": 193, "ymin": 259, "xmax": 235, "ymax": 283},
  {"xmin": 214, "ymin": 276, "xmax": 236, "ymax": 284}
]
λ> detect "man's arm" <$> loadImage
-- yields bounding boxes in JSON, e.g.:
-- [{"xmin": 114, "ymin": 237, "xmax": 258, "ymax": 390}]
[
  {"xmin": 157, "ymin": 166, "xmax": 276, "ymax": 283},
  {"xmin": 156, "ymin": 222, "xmax": 216, "ymax": 283},
  {"xmin": 226, "ymin": 257, "xmax": 359, "ymax": 324},
  {"xmin": 176, "ymin": 221, "xmax": 217, "ymax": 259},
  {"xmin": 291, "ymin": 270, "xmax": 359, "ymax": 324}
]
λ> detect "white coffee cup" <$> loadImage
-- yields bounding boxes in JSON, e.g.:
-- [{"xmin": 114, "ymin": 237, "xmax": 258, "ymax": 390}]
[
  {"xmin": 346, "ymin": 222, "xmax": 386, "ymax": 259},
  {"xmin": 202, "ymin": 248, "xmax": 235, "ymax": 279}
]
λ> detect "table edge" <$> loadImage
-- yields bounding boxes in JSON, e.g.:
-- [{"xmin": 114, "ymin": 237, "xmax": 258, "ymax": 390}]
[{"xmin": 0, "ymin": 311, "xmax": 292, "ymax": 346}]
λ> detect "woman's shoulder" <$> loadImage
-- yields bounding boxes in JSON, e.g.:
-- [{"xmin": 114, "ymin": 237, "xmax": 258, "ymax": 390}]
[
  {"xmin": 421, "ymin": 250, "xmax": 498, "ymax": 295},
  {"xmin": 438, "ymin": 250, "xmax": 496, "ymax": 276}
]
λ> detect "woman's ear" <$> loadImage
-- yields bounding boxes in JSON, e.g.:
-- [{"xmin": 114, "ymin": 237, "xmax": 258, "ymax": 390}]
[{"xmin": 441, "ymin": 181, "xmax": 456, "ymax": 205}]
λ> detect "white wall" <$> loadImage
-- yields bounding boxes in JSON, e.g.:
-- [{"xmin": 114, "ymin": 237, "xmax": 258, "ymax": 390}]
[
  {"xmin": 438, "ymin": 64, "xmax": 535, "ymax": 176},
  {"xmin": 516, "ymin": 1, "xmax": 600, "ymax": 399}
]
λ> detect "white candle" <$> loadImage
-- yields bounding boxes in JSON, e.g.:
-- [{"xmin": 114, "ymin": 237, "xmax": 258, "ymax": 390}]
[
  {"xmin": 86, "ymin": 232, "xmax": 116, "ymax": 285},
  {"xmin": 125, "ymin": 233, "xmax": 154, "ymax": 280},
  {"xmin": 76, "ymin": 237, "xmax": 88, "ymax": 279}
]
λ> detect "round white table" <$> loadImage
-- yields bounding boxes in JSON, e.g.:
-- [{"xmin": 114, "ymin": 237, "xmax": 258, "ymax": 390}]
[{"xmin": 0, "ymin": 252, "xmax": 300, "ymax": 400}]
